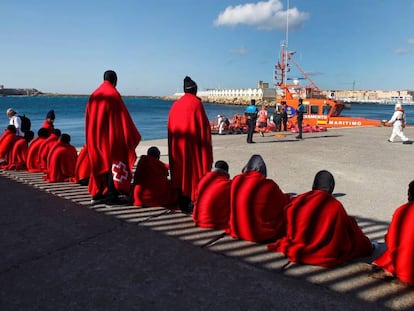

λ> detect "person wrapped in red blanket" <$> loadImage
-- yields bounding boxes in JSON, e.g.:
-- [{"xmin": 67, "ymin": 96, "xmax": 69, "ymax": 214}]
[
  {"xmin": 132, "ymin": 146, "xmax": 177, "ymax": 208},
  {"xmin": 372, "ymin": 180, "xmax": 414, "ymax": 285},
  {"xmin": 41, "ymin": 110, "xmax": 55, "ymax": 134},
  {"xmin": 38, "ymin": 129, "xmax": 61, "ymax": 172},
  {"xmin": 268, "ymin": 170, "xmax": 373, "ymax": 268},
  {"xmin": 167, "ymin": 76, "xmax": 213, "ymax": 212},
  {"xmin": 26, "ymin": 128, "xmax": 50, "ymax": 173},
  {"xmin": 193, "ymin": 160, "xmax": 231, "ymax": 230},
  {"xmin": 85, "ymin": 70, "xmax": 141, "ymax": 205},
  {"xmin": 228, "ymin": 154, "xmax": 291, "ymax": 243},
  {"xmin": 6, "ymin": 130, "xmax": 34, "ymax": 170},
  {"xmin": 0, "ymin": 125, "xmax": 18, "ymax": 166},
  {"xmin": 71, "ymin": 145, "xmax": 90, "ymax": 186},
  {"xmin": 43, "ymin": 133, "xmax": 78, "ymax": 183}
]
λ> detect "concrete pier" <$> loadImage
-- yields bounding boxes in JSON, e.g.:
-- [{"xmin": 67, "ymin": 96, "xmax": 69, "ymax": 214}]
[{"xmin": 1, "ymin": 126, "xmax": 414, "ymax": 310}]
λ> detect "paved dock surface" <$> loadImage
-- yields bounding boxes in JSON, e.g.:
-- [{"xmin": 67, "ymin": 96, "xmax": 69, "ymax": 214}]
[{"xmin": 1, "ymin": 126, "xmax": 414, "ymax": 310}]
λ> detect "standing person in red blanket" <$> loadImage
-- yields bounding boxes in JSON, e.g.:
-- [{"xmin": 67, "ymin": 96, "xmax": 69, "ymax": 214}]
[
  {"xmin": 372, "ymin": 181, "xmax": 414, "ymax": 285},
  {"xmin": 85, "ymin": 70, "xmax": 141, "ymax": 205},
  {"xmin": 167, "ymin": 76, "xmax": 213, "ymax": 213},
  {"xmin": 228, "ymin": 154, "xmax": 291, "ymax": 243},
  {"xmin": 43, "ymin": 133, "xmax": 77, "ymax": 183},
  {"xmin": 268, "ymin": 170, "xmax": 373, "ymax": 268},
  {"xmin": 132, "ymin": 146, "xmax": 178, "ymax": 208},
  {"xmin": 41, "ymin": 110, "xmax": 55, "ymax": 134},
  {"xmin": 193, "ymin": 160, "xmax": 231, "ymax": 230}
]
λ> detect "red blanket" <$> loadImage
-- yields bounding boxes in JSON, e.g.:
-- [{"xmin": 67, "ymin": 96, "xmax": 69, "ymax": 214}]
[
  {"xmin": 71, "ymin": 145, "xmax": 90, "ymax": 184},
  {"xmin": 193, "ymin": 171, "xmax": 231, "ymax": 230},
  {"xmin": 132, "ymin": 155, "xmax": 177, "ymax": 208},
  {"xmin": 5, "ymin": 137, "xmax": 27, "ymax": 170},
  {"xmin": 27, "ymin": 137, "xmax": 48, "ymax": 172},
  {"xmin": 373, "ymin": 202, "xmax": 414, "ymax": 284},
  {"xmin": 41, "ymin": 120, "xmax": 54, "ymax": 134},
  {"xmin": 228, "ymin": 171, "xmax": 290, "ymax": 243},
  {"xmin": 268, "ymin": 190, "xmax": 373, "ymax": 267},
  {"xmin": 38, "ymin": 134, "xmax": 59, "ymax": 172},
  {"xmin": 85, "ymin": 81, "xmax": 141, "ymax": 196},
  {"xmin": 43, "ymin": 141, "xmax": 78, "ymax": 182},
  {"xmin": 167, "ymin": 93, "xmax": 213, "ymax": 201},
  {"xmin": 0, "ymin": 129, "xmax": 17, "ymax": 160}
]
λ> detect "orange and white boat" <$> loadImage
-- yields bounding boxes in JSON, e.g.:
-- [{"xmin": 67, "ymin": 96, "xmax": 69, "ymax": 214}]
[{"xmin": 274, "ymin": 42, "xmax": 383, "ymax": 129}]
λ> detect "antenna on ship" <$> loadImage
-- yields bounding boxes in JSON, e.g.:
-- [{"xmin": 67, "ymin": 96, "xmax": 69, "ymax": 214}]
[
  {"xmin": 286, "ymin": 2, "xmax": 289, "ymax": 55},
  {"xmin": 285, "ymin": 0, "xmax": 289, "ymax": 84}
]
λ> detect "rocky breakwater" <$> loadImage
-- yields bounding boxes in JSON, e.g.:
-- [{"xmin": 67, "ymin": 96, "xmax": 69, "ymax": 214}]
[
  {"xmin": 0, "ymin": 88, "xmax": 42, "ymax": 96},
  {"xmin": 161, "ymin": 94, "xmax": 276, "ymax": 107}
]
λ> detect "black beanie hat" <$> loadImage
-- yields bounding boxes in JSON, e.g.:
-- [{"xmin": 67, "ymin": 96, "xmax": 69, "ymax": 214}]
[
  {"xmin": 183, "ymin": 76, "xmax": 197, "ymax": 94},
  {"xmin": 147, "ymin": 146, "xmax": 161, "ymax": 159},
  {"xmin": 46, "ymin": 110, "xmax": 55, "ymax": 120}
]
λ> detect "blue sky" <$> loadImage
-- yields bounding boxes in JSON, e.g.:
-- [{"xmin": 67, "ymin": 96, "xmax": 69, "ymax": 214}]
[{"xmin": 1, "ymin": 0, "xmax": 414, "ymax": 96}]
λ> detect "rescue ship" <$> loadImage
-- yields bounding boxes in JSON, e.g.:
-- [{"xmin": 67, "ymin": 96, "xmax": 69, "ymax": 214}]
[{"xmin": 274, "ymin": 42, "xmax": 383, "ymax": 129}]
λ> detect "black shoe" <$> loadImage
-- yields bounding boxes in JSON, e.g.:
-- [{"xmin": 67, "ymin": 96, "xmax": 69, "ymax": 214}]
[
  {"xmin": 403, "ymin": 140, "xmax": 413, "ymax": 144},
  {"xmin": 105, "ymin": 196, "xmax": 130, "ymax": 206},
  {"xmin": 178, "ymin": 195, "xmax": 193, "ymax": 214},
  {"xmin": 90, "ymin": 193, "xmax": 108, "ymax": 205},
  {"xmin": 296, "ymin": 135, "xmax": 302, "ymax": 139},
  {"xmin": 78, "ymin": 178, "xmax": 89, "ymax": 186},
  {"xmin": 247, "ymin": 141, "xmax": 256, "ymax": 144}
]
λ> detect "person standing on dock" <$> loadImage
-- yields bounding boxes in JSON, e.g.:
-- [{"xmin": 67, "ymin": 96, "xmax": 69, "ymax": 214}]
[
  {"xmin": 85, "ymin": 70, "xmax": 141, "ymax": 205},
  {"xmin": 244, "ymin": 99, "xmax": 258, "ymax": 143},
  {"xmin": 387, "ymin": 103, "xmax": 411, "ymax": 144},
  {"xmin": 281, "ymin": 102, "xmax": 288, "ymax": 131},
  {"xmin": 273, "ymin": 104, "xmax": 282, "ymax": 132},
  {"xmin": 257, "ymin": 105, "xmax": 268, "ymax": 137},
  {"xmin": 296, "ymin": 98, "xmax": 305, "ymax": 139},
  {"xmin": 167, "ymin": 76, "xmax": 213, "ymax": 213}
]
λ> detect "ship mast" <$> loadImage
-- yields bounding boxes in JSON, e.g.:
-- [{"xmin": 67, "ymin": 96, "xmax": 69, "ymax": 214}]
[
  {"xmin": 274, "ymin": 0, "xmax": 292, "ymax": 99},
  {"xmin": 275, "ymin": 0, "xmax": 322, "ymax": 97}
]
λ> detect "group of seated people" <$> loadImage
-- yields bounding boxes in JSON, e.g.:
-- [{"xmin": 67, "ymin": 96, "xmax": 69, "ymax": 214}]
[
  {"xmin": 1, "ymin": 109, "xmax": 413, "ymax": 286},
  {"xmin": 192, "ymin": 156, "xmax": 373, "ymax": 267},
  {"xmin": 0, "ymin": 109, "xmax": 78, "ymax": 183},
  {"xmin": 192, "ymin": 154, "xmax": 414, "ymax": 286}
]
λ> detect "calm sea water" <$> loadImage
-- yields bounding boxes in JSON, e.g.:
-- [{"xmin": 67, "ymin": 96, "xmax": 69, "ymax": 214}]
[{"xmin": 0, "ymin": 96, "xmax": 412, "ymax": 147}]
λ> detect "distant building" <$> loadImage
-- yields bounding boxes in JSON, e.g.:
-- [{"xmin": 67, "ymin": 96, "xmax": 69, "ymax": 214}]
[
  {"xmin": 206, "ymin": 81, "xmax": 276, "ymax": 105},
  {"xmin": 328, "ymin": 89, "xmax": 414, "ymax": 104}
]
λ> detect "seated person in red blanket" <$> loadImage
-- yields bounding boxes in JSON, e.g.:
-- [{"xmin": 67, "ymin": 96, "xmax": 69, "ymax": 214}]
[
  {"xmin": 372, "ymin": 180, "xmax": 414, "ymax": 285},
  {"xmin": 6, "ymin": 130, "xmax": 34, "ymax": 170},
  {"xmin": 268, "ymin": 170, "xmax": 373, "ymax": 268},
  {"xmin": 228, "ymin": 154, "xmax": 291, "ymax": 243},
  {"xmin": 39, "ymin": 128, "xmax": 61, "ymax": 172},
  {"xmin": 193, "ymin": 160, "xmax": 231, "ymax": 230},
  {"xmin": 132, "ymin": 146, "xmax": 178, "ymax": 208},
  {"xmin": 27, "ymin": 128, "xmax": 50, "ymax": 172},
  {"xmin": 41, "ymin": 109, "xmax": 55, "ymax": 134},
  {"xmin": 71, "ymin": 145, "xmax": 90, "ymax": 186},
  {"xmin": 43, "ymin": 133, "xmax": 77, "ymax": 182},
  {"xmin": 0, "ymin": 125, "xmax": 18, "ymax": 166}
]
